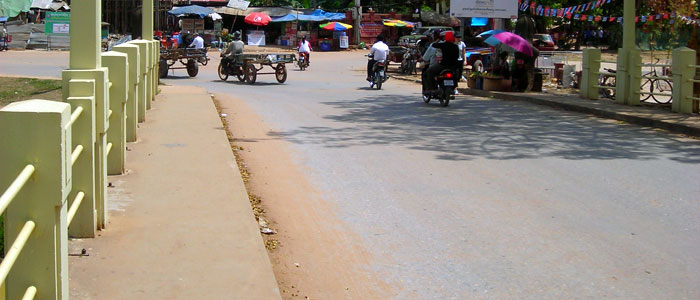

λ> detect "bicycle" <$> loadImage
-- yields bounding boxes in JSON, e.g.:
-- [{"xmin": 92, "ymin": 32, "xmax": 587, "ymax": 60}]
[
  {"xmin": 598, "ymin": 68, "xmax": 616, "ymax": 100},
  {"xmin": 640, "ymin": 58, "xmax": 673, "ymax": 104}
]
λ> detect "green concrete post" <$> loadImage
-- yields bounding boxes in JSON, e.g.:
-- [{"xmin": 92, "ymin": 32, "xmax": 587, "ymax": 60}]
[
  {"xmin": 128, "ymin": 40, "xmax": 149, "ymax": 122},
  {"xmin": 143, "ymin": 0, "xmax": 154, "ymax": 41},
  {"xmin": 69, "ymin": 0, "xmax": 100, "ymax": 69},
  {"xmin": 0, "ymin": 100, "xmax": 71, "ymax": 300},
  {"xmin": 62, "ymin": 70, "xmax": 109, "ymax": 230},
  {"xmin": 63, "ymin": 0, "xmax": 110, "ymax": 230},
  {"xmin": 580, "ymin": 48, "xmax": 600, "ymax": 100},
  {"xmin": 672, "ymin": 47, "xmax": 697, "ymax": 113},
  {"xmin": 145, "ymin": 42, "xmax": 153, "ymax": 109},
  {"xmin": 66, "ymin": 80, "xmax": 97, "ymax": 238},
  {"xmin": 627, "ymin": 48, "xmax": 641, "ymax": 106},
  {"xmin": 152, "ymin": 41, "xmax": 160, "ymax": 97},
  {"xmin": 102, "ymin": 52, "xmax": 129, "ymax": 176},
  {"xmin": 616, "ymin": 0, "xmax": 639, "ymax": 105},
  {"xmin": 112, "ymin": 44, "xmax": 140, "ymax": 142}
]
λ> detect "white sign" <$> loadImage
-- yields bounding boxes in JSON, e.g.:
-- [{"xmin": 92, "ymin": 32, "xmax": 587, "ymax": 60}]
[
  {"xmin": 227, "ymin": 0, "xmax": 250, "ymax": 10},
  {"xmin": 450, "ymin": 0, "xmax": 518, "ymax": 19},
  {"xmin": 247, "ymin": 33, "xmax": 265, "ymax": 46},
  {"xmin": 53, "ymin": 23, "xmax": 69, "ymax": 34},
  {"xmin": 339, "ymin": 36, "xmax": 348, "ymax": 49}
]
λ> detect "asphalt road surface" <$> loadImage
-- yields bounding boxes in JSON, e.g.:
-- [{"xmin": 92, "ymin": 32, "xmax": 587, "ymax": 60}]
[{"xmin": 3, "ymin": 50, "xmax": 700, "ymax": 299}]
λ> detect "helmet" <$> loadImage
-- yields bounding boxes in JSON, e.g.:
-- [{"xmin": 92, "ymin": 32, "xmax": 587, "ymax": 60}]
[
  {"xmin": 443, "ymin": 31, "xmax": 454, "ymax": 43},
  {"xmin": 232, "ymin": 31, "xmax": 241, "ymax": 40}
]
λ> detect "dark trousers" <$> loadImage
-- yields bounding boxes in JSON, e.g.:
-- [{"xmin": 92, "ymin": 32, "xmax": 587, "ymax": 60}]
[
  {"xmin": 425, "ymin": 64, "xmax": 446, "ymax": 91},
  {"xmin": 367, "ymin": 59, "xmax": 377, "ymax": 79}
]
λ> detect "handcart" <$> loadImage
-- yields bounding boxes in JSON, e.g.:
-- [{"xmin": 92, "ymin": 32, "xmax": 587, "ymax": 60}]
[
  {"xmin": 219, "ymin": 53, "xmax": 295, "ymax": 84},
  {"xmin": 159, "ymin": 48, "xmax": 210, "ymax": 78}
]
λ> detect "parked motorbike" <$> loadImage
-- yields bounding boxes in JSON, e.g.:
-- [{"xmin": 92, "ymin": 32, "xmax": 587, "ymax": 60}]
[
  {"xmin": 367, "ymin": 55, "xmax": 388, "ymax": 90},
  {"xmin": 298, "ymin": 52, "xmax": 309, "ymax": 71},
  {"xmin": 422, "ymin": 69, "xmax": 457, "ymax": 107},
  {"xmin": 400, "ymin": 47, "xmax": 419, "ymax": 75},
  {"xmin": 218, "ymin": 53, "xmax": 246, "ymax": 82}
]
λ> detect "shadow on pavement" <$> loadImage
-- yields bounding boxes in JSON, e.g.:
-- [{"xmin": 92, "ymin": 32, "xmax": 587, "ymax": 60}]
[{"xmin": 267, "ymin": 93, "xmax": 700, "ymax": 163}]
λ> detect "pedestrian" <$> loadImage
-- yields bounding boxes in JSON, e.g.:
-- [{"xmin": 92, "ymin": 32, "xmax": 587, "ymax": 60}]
[
  {"xmin": 456, "ymin": 34, "xmax": 466, "ymax": 81},
  {"xmin": 598, "ymin": 28, "xmax": 605, "ymax": 46}
]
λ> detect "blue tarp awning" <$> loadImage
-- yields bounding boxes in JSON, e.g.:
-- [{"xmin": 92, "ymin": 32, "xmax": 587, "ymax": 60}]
[
  {"xmin": 270, "ymin": 9, "xmax": 345, "ymax": 22},
  {"xmin": 0, "ymin": 17, "xmax": 8, "ymax": 22},
  {"xmin": 167, "ymin": 5, "xmax": 215, "ymax": 18}
]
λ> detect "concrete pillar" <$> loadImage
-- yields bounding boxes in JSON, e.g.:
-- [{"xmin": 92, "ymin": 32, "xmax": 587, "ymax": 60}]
[
  {"xmin": 102, "ymin": 52, "xmax": 129, "ymax": 176},
  {"xmin": 152, "ymin": 40, "xmax": 160, "ymax": 97},
  {"xmin": 69, "ymin": 0, "xmax": 101, "ymax": 69},
  {"xmin": 580, "ymin": 48, "xmax": 600, "ymax": 100},
  {"xmin": 672, "ymin": 47, "xmax": 697, "ymax": 113},
  {"xmin": 66, "ymin": 80, "xmax": 98, "ymax": 239},
  {"xmin": 616, "ymin": 0, "xmax": 640, "ymax": 105},
  {"xmin": 0, "ymin": 100, "xmax": 72, "ymax": 300},
  {"xmin": 128, "ymin": 40, "xmax": 150, "ymax": 122},
  {"xmin": 63, "ymin": 0, "xmax": 109, "ymax": 229},
  {"xmin": 143, "ymin": 0, "xmax": 154, "ymax": 40},
  {"xmin": 112, "ymin": 44, "xmax": 140, "ymax": 142}
]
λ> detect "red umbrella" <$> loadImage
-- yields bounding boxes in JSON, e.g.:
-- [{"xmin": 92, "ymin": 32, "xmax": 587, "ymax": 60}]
[{"xmin": 244, "ymin": 12, "xmax": 272, "ymax": 26}]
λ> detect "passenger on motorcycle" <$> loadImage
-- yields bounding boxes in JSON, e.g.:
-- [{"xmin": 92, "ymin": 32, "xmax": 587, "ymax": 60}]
[
  {"xmin": 221, "ymin": 31, "xmax": 244, "ymax": 67},
  {"xmin": 423, "ymin": 31, "xmax": 459, "ymax": 96},
  {"xmin": 366, "ymin": 35, "xmax": 389, "ymax": 81},
  {"xmin": 189, "ymin": 33, "xmax": 204, "ymax": 49},
  {"xmin": 298, "ymin": 36, "xmax": 312, "ymax": 64}
]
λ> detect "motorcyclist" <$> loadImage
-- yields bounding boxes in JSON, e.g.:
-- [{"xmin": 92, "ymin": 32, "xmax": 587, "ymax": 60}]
[
  {"xmin": 420, "ymin": 30, "xmax": 443, "ymax": 92},
  {"xmin": 366, "ymin": 35, "xmax": 389, "ymax": 82},
  {"xmin": 221, "ymin": 31, "xmax": 244, "ymax": 68},
  {"xmin": 298, "ymin": 36, "xmax": 312, "ymax": 64},
  {"xmin": 423, "ymin": 31, "xmax": 459, "ymax": 96}
]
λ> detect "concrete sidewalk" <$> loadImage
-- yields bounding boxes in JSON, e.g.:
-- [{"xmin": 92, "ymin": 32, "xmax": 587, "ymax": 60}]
[
  {"xmin": 68, "ymin": 86, "xmax": 281, "ymax": 299},
  {"xmin": 391, "ymin": 73, "xmax": 700, "ymax": 137}
]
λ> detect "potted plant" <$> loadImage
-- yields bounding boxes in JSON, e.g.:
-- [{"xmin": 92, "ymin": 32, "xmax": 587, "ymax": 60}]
[
  {"xmin": 467, "ymin": 70, "xmax": 481, "ymax": 88},
  {"xmin": 482, "ymin": 72, "xmax": 504, "ymax": 91}
]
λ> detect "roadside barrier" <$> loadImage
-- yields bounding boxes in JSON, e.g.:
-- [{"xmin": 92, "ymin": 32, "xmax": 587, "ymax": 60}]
[
  {"xmin": 581, "ymin": 47, "xmax": 700, "ymax": 114},
  {"xmin": 0, "ymin": 34, "xmax": 159, "ymax": 300}
]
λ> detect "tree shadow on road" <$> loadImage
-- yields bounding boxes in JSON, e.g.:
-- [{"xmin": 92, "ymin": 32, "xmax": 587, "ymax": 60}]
[{"xmin": 268, "ymin": 93, "xmax": 700, "ymax": 163}]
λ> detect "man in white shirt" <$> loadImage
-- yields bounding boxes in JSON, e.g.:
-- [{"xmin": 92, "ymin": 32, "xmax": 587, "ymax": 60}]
[
  {"xmin": 189, "ymin": 33, "xmax": 204, "ymax": 49},
  {"xmin": 367, "ymin": 35, "xmax": 389, "ymax": 81},
  {"xmin": 298, "ymin": 36, "xmax": 312, "ymax": 64}
]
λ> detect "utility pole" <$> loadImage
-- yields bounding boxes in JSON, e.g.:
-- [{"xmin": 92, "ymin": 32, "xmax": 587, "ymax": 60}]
[{"xmin": 354, "ymin": 0, "xmax": 361, "ymax": 46}]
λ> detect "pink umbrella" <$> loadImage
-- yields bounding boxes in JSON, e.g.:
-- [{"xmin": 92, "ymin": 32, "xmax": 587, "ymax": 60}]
[{"xmin": 483, "ymin": 32, "xmax": 534, "ymax": 56}]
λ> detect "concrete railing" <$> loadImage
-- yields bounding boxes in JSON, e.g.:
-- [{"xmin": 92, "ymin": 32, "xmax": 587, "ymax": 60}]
[
  {"xmin": 581, "ymin": 47, "xmax": 700, "ymax": 114},
  {"xmin": 0, "ymin": 38, "xmax": 159, "ymax": 300}
]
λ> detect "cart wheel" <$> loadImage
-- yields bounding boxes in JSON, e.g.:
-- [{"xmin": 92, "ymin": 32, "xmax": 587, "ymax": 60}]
[
  {"xmin": 275, "ymin": 63, "xmax": 287, "ymax": 83},
  {"xmin": 159, "ymin": 59, "xmax": 168, "ymax": 78},
  {"xmin": 186, "ymin": 59, "xmax": 199, "ymax": 77},
  {"xmin": 245, "ymin": 64, "xmax": 257, "ymax": 84},
  {"xmin": 218, "ymin": 62, "xmax": 228, "ymax": 81}
]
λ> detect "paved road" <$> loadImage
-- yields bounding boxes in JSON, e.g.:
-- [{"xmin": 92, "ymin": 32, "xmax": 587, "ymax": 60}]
[
  {"xmin": 160, "ymin": 52, "xmax": 700, "ymax": 299},
  {"xmin": 3, "ymin": 50, "xmax": 700, "ymax": 298}
]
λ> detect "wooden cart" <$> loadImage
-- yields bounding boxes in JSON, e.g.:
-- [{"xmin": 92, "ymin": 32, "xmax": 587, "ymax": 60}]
[
  {"xmin": 159, "ymin": 48, "xmax": 210, "ymax": 78},
  {"xmin": 238, "ymin": 53, "xmax": 296, "ymax": 84}
]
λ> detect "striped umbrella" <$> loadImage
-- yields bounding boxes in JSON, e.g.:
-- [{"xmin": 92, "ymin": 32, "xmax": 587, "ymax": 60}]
[
  {"xmin": 319, "ymin": 21, "xmax": 353, "ymax": 31},
  {"xmin": 382, "ymin": 19, "xmax": 415, "ymax": 28}
]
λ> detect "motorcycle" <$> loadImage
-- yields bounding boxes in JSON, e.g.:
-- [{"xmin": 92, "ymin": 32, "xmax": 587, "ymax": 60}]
[
  {"xmin": 400, "ymin": 47, "xmax": 420, "ymax": 75},
  {"xmin": 422, "ymin": 69, "xmax": 457, "ymax": 107},
  {"xmin": 367, "ymin": 55, "xmax": 388, "ymax": 90},
  {"xmin": 217, "ymin": 53, "xmax": 246, "ymax": 82},
  {"xmin": 298, "ymin": 52, "xmax": 309, "ymax": 71}
]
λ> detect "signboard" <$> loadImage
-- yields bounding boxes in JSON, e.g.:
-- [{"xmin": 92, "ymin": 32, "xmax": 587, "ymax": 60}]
[
  {"xmin": 227, "ymin": 0, "xmax": 250, "ymax": 10},
  {"xmin": 45, "ymin": 12, "xmax": 70, "ymax": 35},
  {"xmin": 450, "ymin": 0, "xmax": 518, "ymax": 19}
]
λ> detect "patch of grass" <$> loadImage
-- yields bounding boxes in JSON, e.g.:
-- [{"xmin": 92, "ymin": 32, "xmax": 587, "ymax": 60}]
[{"xmin": 0, "ymin": 77, "xmax": 62, "ymax": 106}]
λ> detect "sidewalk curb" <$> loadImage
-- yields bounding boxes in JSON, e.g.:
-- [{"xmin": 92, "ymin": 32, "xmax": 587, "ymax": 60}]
[{"xmin": 390, "ymin": 74, "xmax": 700, "ymax": 138}]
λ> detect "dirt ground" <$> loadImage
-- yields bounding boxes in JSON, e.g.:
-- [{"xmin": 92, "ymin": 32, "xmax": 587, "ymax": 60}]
[{"xmin": 214, "ymin": 93, "xmax": 393, "ymax": 300}]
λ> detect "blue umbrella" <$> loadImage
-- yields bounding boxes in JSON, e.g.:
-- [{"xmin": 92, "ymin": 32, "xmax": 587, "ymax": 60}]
[
  {"xmin": 477, "ymin": 29, "xmax": 505, "ymax": 39},
  {"xmin": 167, "ymin": 5, "xmax": 215, "ymax": 18}
]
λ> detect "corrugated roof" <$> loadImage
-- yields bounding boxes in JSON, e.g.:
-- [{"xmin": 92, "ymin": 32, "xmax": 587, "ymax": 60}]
[{"xmin": 31, "ymin": 0, "xmax": 68, "ymax": 11}]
